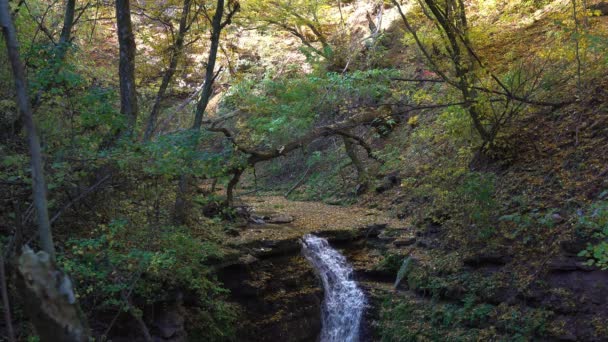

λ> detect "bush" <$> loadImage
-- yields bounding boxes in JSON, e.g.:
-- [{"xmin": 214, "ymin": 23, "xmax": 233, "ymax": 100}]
[
  {"xmin": 577, "ymin": 199, "xmax": 608, "ymax": 270},
  {"xmin": 60, "ymin": 220, "xmax": 236, "ymax": 340}
]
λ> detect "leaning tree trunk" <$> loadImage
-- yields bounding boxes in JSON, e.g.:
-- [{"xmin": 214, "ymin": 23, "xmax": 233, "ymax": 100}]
[
  {"xmin": 0, "ymin": 0, "xmax": 54, "ymax": 258},
  {"xmin": 143, "ymin": 0, "xmax": 193, "ymax": 141},
  {"xmin": 173, "ymin": 0, "xmax": 239, "ymax": 222},
  {"xmin": 0, "ymin": 1, "xmax": 89, "ymax": 340}
]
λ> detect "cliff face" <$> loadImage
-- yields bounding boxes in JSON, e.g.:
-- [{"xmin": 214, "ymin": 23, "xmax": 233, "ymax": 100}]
[
  {"xmin": 215, "ymin": 196, "xmax": 396, "ymax": 341},
  {"xmin": 218, "ymin": 253, "xmax": 322, "ymax": 342}
]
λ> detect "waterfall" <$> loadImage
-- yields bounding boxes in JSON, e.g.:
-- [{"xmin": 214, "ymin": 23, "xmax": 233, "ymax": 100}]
[{"xmin": 301, "ymin": 234, "xmax": 366, "ymax": 342}]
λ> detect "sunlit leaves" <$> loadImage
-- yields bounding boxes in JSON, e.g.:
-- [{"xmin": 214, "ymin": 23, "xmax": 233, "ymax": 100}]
[{"xmin": 223, "ymin": 68, "xmax": 396, "ymax": 147}]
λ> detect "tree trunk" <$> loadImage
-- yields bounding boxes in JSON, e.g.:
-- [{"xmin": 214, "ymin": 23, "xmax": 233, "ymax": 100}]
[
  {"xmin": 57, "ymin": 0, "xmax": 75, "ymax": 61},
  {"xmin": 143, "ymin": 0, "xmax": 192, "ymax": 141},
  {"xmin": 225, "ymin": 167, "xmax": 244, "ymax": 206},
  {"xmin": 343, "ymin": 136, "xmax": 367, "ymax": 184},
  {"xmin": 192, "ymin": 0, "xmax": 225, "ymax": 129},
  {"xmin": 1, "ymin": 2, "xmax": 89, "ymax": 340},
  {"xmin": 0, "ymin": 0, "xmax": 54, "ymax": 258},
  {"xmin": 172, "ymin": 173, "xmax": 190, "ymax": 225},
  {"xmin": 173, "ymin": 0, "xmax": 239, "ymax": 222},
  {"xmin": 18, "ymin": 247, "xmax": 89, "ymax": 342},
  {"xmin": 115, "ymin": 0, "xmax": 138, "ymax": 138}
]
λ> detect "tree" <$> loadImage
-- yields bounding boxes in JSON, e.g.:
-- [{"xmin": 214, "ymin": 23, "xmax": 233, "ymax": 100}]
[
  {"xmin": 392, "ymin": 0, "xmax": 491, "ymax": 142},
  {"xmin": 173, "ymin": 0, "xmax": 239, "ymax": 223},
  {"xmin": 57, "ymin": 0, "xmax": 76, "ymax": 61},
  {"xmin": 244, "ymin": 0, "xmax": 332, "ymax": 57},
  {"xmin": 115, "ymin": 0, "xmax": 138, "ymax": 138},
  {"xmin": 0, "ymin": 1, "xmax": 88, "ymax": 340},
  {"xmin": 143, "ymin": 0, "xmax": 195, "ymax": 141},
  {"xmin": 392, "ymin": 0, "xmax": 572, "ymax": 147},
  {"xmin": 208, "ymin": 108, "xmax": 382, "ymax": 204},
  {"xmin": 1, "ymin": 0, "xmax": 54, "ymax": 258}
]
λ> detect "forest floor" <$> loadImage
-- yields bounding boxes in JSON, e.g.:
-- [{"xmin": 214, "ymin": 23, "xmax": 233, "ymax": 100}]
[{"xmin": 229, "ymin": 195, "xmax": 405, "ymax": 245}]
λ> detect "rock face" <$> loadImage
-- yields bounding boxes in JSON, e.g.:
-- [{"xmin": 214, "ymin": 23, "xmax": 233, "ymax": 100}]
[
  {"xmin": 218, "ymin": 253, "xmax": 323, "ymax": 342},
  {"xmin": 218, "ymin": 228, "xmax": 390, "ymax": 342},
  {"xmin": 151, "ymin": 297, "xmax": 187, "ymax": 342},
  {"xmin": 219, "ymin": 224, "xmax": 608, "ymax": 342}
]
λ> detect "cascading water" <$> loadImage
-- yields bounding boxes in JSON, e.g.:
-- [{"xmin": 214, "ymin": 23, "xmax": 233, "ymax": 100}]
[{"xmin": 301, "ymin": 234, "xmax": 367, "ymax": 342}]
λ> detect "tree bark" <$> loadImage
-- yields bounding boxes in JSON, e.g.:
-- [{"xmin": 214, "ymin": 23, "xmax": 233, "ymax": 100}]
[
  {"xmin": 143, "ymin": 0, "xmax": 192, "ymax": 141},
  {"xmin": 57, "ymin": 0, "xmax": 76, "ymax": 61},
  {"xmin": 1, "ymin": 3, "xmax": 89, "ymax": 340},
  {"xmin": 115, "ymin": 0, "xmax": 138, "ymax": 138},
  {"xmin": 192, "ymin": 0, "xmax": 226, "ymax": 129},
  {"xmin": 18, "ymin": 247, "xmax": 89, "ymax": 342},
  {"xmin": 0, "ymin": 245, "xmax": 15, "ymax": 342},
  {"xmin": 0, "ymin": 0, "xmax": 55, "ymax": 258},
  {"xmin": 225, "ymin": 167, "xmax": 244, "ymax": 206},
  {"xmin": 343, "ymin": 135, "xmax": 368, "ymax": 184}
]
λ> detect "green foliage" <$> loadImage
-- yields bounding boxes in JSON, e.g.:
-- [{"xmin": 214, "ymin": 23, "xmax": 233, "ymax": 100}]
[
  {"xmin": 223, "ymin": 69, "xmax": 396, "ymax": 148},
  {"xmin": 26, "ymin": 43, "xmax": 81, "ymax": 92},
  {"xmin": 375, "ymin": 253, "xmax": 406, "ymax": 274},
  {"xmin": 457, "ymin": 172, "xmax": 497, "ymax": 233},
  {"xmin": 499, "ymin": 208, "xmax": 559, "ymax": 245},
  {"xmin": 60, "ymin": 220, "xmax": 236, "ymax": 339},
  {"xmin": 577, "ymin": 200, "xmax": 608, "ymax": 270},
  {"xmin": 394, "ymin": 256, "xmax": 412, "ymax": 289},
  {"xmin": 380, "ymin": 292, "xmax": 551, "ymax": 341}
]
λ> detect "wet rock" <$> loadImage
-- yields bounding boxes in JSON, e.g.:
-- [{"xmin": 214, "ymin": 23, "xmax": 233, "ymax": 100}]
[
  {"xmin": 363, "ymin": 223, "xmax": 387, "ymax": 237},
  {"xmin": 463, "ymin": 252, "xmax": 510, "ymax": 267},
  {"xmin": 548, "ymin": 257, "xmax": 594, "ymax": 272},
  {"xmin": 267, "ymin": 214, "xmax": 294, "ymax": 224},
  {"xmin": 590, "ymin": 2, "xmax": 608, "ymax": 16},
  {"xmin": 217, "ymin": 254, "xmax": 322, "ymax": 342},
  {"xmin": 375, "ymin": 172, "xmax": 401, "ymax": 193},
  {"xmin": 393, "ymin": 237, "xmax": 416, "ymax": 247},
  {"xmin": 254, "ymin": 239, "xmax": 301, "ymax": 258},
  {"xmin": 316, "ymin": 229, "xmax": 362, "ymax": 242},
  {"xmin": 152, "ymin": 296, "xmax": 187, "ymax": 342}
]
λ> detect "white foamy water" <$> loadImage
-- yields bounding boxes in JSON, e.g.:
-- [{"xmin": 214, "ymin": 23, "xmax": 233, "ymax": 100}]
[{"xmin": 301, "ymin": 234, "xmax": 366, "ymax": 342}]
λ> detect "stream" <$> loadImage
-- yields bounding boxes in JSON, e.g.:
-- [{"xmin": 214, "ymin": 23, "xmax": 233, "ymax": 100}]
[{"xmin": 301, "ymin": 234, "xmax": 367, "ymax": 342}]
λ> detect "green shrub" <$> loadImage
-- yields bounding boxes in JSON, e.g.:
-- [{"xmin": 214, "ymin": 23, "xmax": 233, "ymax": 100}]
[
  {"xmin": 577, "ymin": 200, "xmax": 608, "ymax": 270},
  {"xmin": 60, "ymin": 220, "xmax": 236, "ymax": 340}
]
